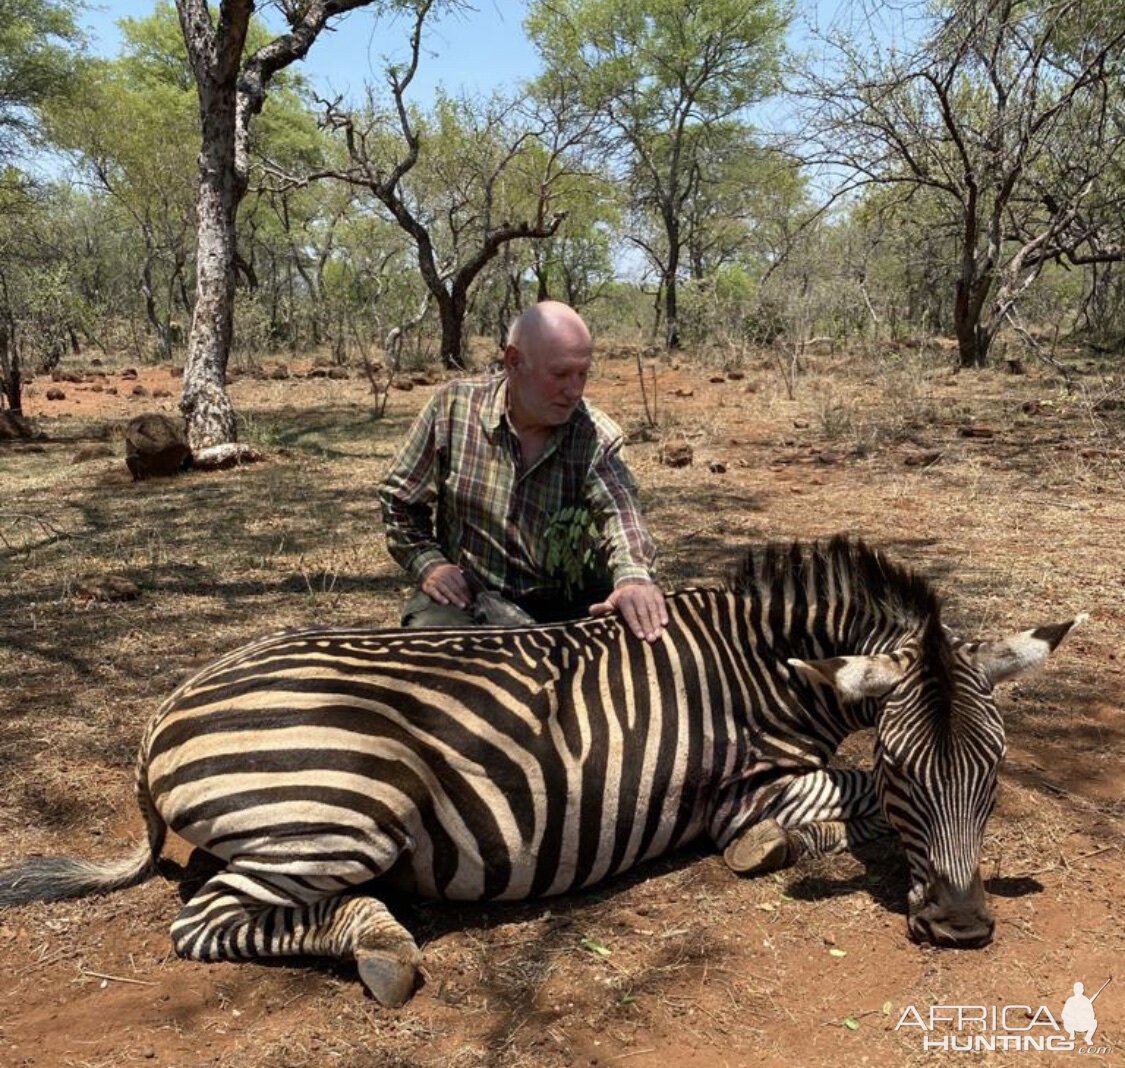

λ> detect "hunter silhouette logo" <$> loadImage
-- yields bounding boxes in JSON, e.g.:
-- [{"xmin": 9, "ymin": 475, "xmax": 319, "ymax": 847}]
[
  {"xmin": 894, "ymin": 976, "xmax": 1114, "ymax": 1053},
  {"xmin": 1062, "ymin": 979, "xmax": 1110, "ymax": 1044}
]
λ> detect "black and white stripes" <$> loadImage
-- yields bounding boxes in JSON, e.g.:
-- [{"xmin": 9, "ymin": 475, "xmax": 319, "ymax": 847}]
[{"xmin": 0, "ymin": 537, "xmax": 1082, "ymax": 1002}]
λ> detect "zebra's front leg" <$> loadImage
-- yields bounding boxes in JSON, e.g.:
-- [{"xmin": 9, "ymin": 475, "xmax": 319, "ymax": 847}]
[
  {"xmin": 170, "ymin": 870, "xmax": 422, "ymax": 1006},
  {"xmin": 723, "ymin": 768, "xmax": 889, "ymax": 875}
]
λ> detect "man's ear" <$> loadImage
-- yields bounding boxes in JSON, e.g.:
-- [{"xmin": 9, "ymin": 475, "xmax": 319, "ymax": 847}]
[{"xmin": 503, "ymin": 344, "xmax": 520, "ymax": 373}]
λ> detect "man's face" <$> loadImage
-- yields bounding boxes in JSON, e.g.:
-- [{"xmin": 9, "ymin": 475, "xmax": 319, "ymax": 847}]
[{"xmin": 506, "ymin": 338, "xmax": 592, "ymax": 430}]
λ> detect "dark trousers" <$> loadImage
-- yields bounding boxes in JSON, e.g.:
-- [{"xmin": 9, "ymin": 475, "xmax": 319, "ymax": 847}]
[{"xmin": 401, "ymin": 582, "xmax": 613, "ymax": 629}]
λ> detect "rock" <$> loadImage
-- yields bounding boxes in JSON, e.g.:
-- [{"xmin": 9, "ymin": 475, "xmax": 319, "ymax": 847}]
[
  {"xmin": 90, "ymin": 357, "xmax": 103, "ymax": 367},
  {"xmin": 152, "ymin": 388, "xmax": 171, "ymax": 398},
  {"xmin": 673, "ymin": 387, "xmax": 694, "ymax": 398},
  {"xmin": 904, "ymin": 450, "xmax": 942, "ymax": 467},
  {"xmin": 46, "ymin": 387, "xmax": 66, "ymax": 401},
  {"xmin": 91, "ymin": 384, "xmax": 104, "ymax": 393},
  {"xmin": 793, "ymin": 419, "xmax": 809, "ymax": 429},
  {"xmin": 708, "ymin": 460, "xmax": 727, "ymax": 473},
  {"xmin": 169, "ymin": 365, "xmax": 183, "ymax": 377},
  {"xmin": 124, "ymin": 413, "xmax": 192, "ymax": 480},
  {"xmin": 74, "ymin": 576, "xmax": 140, "ymax": 603},
  {"xmin": 709, "ymin": 375, "xmax": 726, "ymax": 383},
  {"xmin": 1094, "ymin": 398, "xmax": 1119, "ymax": 413},
  {"xmin": 0, "ymin": 411, "xmax": 35, "ymax": 439},
  {"xmin": 121, "ymin": 368, "xmax": 138, "ymax": 380},
  {"xmin": 328, "ymin": 367, "xmax": 351, "ymax": 380},
  {"xmin": 817, "ymin": 450, "xmax": 847, "ymax": 464},
  {"xmin": 132, "ymin": 384, "xmax": 150, "ymax": 397},
  {"xmin": 393, "ymin": 380, "xmax": 415, "ymax": 391},
  {"xmin": 958, "ymin": 425, "xmax": 996, "ymax": 438},
  {"xmin": 192, "ymin": 442, "xmax": 265, "ymax": 471},
  {"xmin": 726, "ymin": 370, "xmax": 745, "ymax": 380},
  {"xmin": 626, "ymin": 424, "xmax": 659, "ymax": 444},
  {"xmin": 71, "ymin": 444, "xmax": 115, "ymax": 464},
  {"xmin": 659, "ymin": 440, "xmax": 694, "ymax": 467},
  {"xmin": 106, "ymin": 386, "xmax": 118, "ymax": 395},
  {"xmin": 1005, "ymin": 358, "xmax": 1025, "ymax": 375},
  {"xmin": 271, "ymin": 365, "xmax": 290, "ymax": 380}
]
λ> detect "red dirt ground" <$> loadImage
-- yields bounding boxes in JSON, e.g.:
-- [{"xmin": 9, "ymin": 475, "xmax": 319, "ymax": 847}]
[{"xmin": 1, "ymin": 344, "xmax": 1122, "ymax": 1068}]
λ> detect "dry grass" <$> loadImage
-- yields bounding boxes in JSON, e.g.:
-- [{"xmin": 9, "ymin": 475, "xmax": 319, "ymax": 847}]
[{"xmin": 1, "ymin": 340, "xmax": 1122, "ymax": 1068}]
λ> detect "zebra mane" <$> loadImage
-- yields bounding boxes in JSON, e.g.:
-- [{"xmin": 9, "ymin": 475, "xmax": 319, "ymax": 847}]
[{"xmin": 727, "ymin": 535, "xmax": 944, "ymax": 640}]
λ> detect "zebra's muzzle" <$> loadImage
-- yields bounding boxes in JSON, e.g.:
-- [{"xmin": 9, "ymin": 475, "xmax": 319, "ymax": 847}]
[{"xmin": 907, "ymin": 874, "xmax": 995, "ymax": 949}]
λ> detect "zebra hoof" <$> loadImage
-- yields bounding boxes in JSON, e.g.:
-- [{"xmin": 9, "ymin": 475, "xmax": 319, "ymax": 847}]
[
  {"xmin": 356, "ymin": 946, "xmax": 421, "ymax": 1007},
  {"xmin": 723, "ymin": 819, "xmax": 791, "ymax": 875}
]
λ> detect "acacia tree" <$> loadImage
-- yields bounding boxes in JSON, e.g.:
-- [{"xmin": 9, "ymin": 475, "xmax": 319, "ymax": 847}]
[
  {"xmin": 801, "ymin": 0, "xmax": 1125, "ymax": 367},
  {"xmin": 527, "ymin": 0, "xmax": 788, "ymax": 349},
  {"xmin": 44, "ymin": 9, "xmax": 198, "ymax": 361},
  {"xmin": 0, "ymin": 0, "xmax": 82, "ymax": 412},
  {"xmin": 173, "ymin": 0, "xmax": 385, "ymax": 451},
  {"xmin": 297, "ymin": 2, "xmax": 574, "ymax": 369}
]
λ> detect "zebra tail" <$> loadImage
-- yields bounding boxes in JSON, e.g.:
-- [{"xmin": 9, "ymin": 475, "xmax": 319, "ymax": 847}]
[{"xmin": 0, "ymin": 743, "xmax": 166, "ymax": 908}]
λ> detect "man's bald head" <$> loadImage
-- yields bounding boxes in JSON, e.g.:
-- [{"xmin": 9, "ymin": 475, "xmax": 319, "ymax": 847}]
[
  {"xmin": 503, "ymin": 302, "xmax": 593, "ymax": 433},
  {"xmin": 506, "ymin": 301, "xmax": 592, "ymax": 363}
]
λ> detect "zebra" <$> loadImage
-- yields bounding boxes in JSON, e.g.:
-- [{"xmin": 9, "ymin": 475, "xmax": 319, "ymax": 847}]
[{"xmin": 0, "ymin": 537, "xmax": 1082, "ymax": 1006}]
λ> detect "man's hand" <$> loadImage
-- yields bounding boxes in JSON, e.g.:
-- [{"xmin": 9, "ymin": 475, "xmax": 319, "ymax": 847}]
[
  {"xmin": 421, "ymin": 563, "xmax": 472, "ymax": 608},
  {"xmin": 589, "ymin": 580, "xmax": 668, "ymax": 642}
]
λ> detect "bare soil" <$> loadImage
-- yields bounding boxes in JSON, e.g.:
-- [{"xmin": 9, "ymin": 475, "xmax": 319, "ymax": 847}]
[{"xmin": 1, "ymin": 341, "xmax": 1122, "ymax": 1068}]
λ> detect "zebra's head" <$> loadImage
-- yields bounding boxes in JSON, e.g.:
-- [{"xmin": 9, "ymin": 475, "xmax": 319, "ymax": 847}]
[{"xmin": 790, "ymin": 613, "xmax": 1085, "ymax": 949}]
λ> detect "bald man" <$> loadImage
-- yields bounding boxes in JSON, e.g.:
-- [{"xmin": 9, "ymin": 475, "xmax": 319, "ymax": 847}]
[{"xmin": 378, "ymin": 301, "xmax": 667, "ymax": 641}]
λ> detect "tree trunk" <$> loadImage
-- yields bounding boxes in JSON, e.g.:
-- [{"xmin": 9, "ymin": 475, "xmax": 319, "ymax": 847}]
[
  {"xmin": 0, "ymin": 317, "xmax": 21, "ymax": 413},
  {"xmin": 438, "ymin": 289, "xmax": 469, "ymax": 371},
  {"xmin": 953, "ymin": 274, "xmax": 994, "ymax": 368},
  {"xmin": 663, "ymin": 216, "xmax": 681, "ymax": 350},
  {"xmin": 180, "ymin": 79, "xmax": 240, "ymax": 450}
]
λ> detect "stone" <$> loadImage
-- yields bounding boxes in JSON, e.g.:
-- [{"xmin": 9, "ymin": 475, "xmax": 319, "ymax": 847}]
[
  {"xmin": 121, "ymin": 368, "xmax": 138, "ymax": 380},
  {"xmin": 124, "ymin": 413, "xmax": 192, "ymax": 480},
  {"xmin": 659, "ymin": 440, "xmax": 693, "ymax": 467},
  {"xmin": 45, "ymin": 388, "xmax": 66, "ymax": 401},
  {"xmin": 74, "ymin": 576, "xmax": 140, "ymax": 603},
  {"xmin": 132, "ymin": 385, "xmax": 150, "ymax": 397},
  {"xmin": 71, "ymin": 444, "xmax": 115, "ymax": 464},
  {"xmin": 327, "ymin": 367, "xmax": 351, "ymax": 380},
  {"xmin": 0, "ymin": 411, "xmax": 35, "ymax": 439},
  {"xmin": 271, "ymin": 365, "xmax": 290, "ymax": 380}
]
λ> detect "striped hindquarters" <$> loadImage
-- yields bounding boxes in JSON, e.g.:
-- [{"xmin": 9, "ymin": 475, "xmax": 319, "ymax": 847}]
[{"xmin": 143, "ymin": 603, "xmax": 752, "ymax": 902}]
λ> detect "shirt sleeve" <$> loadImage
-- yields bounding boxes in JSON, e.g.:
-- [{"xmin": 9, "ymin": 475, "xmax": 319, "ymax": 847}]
[
  {"xmin": 377, "ymin": 394, "xmax": 450, "ymax": 585},
  {"xmin": 585, "ymin": 433, "xmax": 657, "ymax": 586}
]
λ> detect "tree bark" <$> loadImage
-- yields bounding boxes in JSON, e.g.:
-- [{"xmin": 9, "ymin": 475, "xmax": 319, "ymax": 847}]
[
  {"xmin": 180, "ymin": 75, "xmax": 241, "ymax": 448},
  {"xmin": 174, "ymin": 0, "xmax": 379, "ymax": 449}
]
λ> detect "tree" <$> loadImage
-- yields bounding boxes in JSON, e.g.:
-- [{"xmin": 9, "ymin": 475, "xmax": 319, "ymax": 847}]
[
  {"xmin": 0, "ymin": 0, "xmax": 82, "ymax": 412},
  {"xmin": 0, "ymin": 0, "xmax": 81, "ymax": 162},
  {"xmin": 44, "ymin": 7, "xmax": 199, "ymax": 361},
  {"xmin": 801, "ymin": 0, "xmax": 1125, "ymax": 367},
  {"xmin": 173, "ymin": 0, "xmax": 385, "ymax": 451},
  {"xmin": 527, "ymin": 0, "xmax": 788, "ymax": 349},
  {"xmin": 302, "ymin": 2, "xmax": 572, "ymax": 369}
]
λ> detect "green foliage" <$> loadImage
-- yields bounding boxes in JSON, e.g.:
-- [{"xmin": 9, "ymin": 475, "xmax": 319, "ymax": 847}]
[
  {"xmin": 0, "ymin": 0, "xmax": 83, "ymax": 159},
  {"xmin": 542, "ymin": 504, "xmax": 606, "ymax": 598}
]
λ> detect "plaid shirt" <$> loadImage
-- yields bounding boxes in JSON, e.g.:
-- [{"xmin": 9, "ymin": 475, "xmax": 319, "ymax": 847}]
[{"xmin": 378, "ymin": 373, "xmax": 656, "ymax": 598}]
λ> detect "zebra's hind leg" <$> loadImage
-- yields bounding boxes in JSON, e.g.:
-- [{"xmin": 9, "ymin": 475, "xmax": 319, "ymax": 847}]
[
  {"xmin": 170, "ymin": 870, "xmax": 422, "ymax": 1006},
  {"xmin": 724, "ymin": 768, "xmax": 889, "ymax": 875}
]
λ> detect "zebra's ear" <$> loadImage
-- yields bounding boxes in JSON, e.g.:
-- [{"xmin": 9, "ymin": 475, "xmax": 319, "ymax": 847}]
[
  {"xmin": 970, "ymin": 613, "xmax": 1088, "ymax": 686},
  {"xmin": 788, "ymin": 653, "xmax": 908, "ymax": 702}
]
